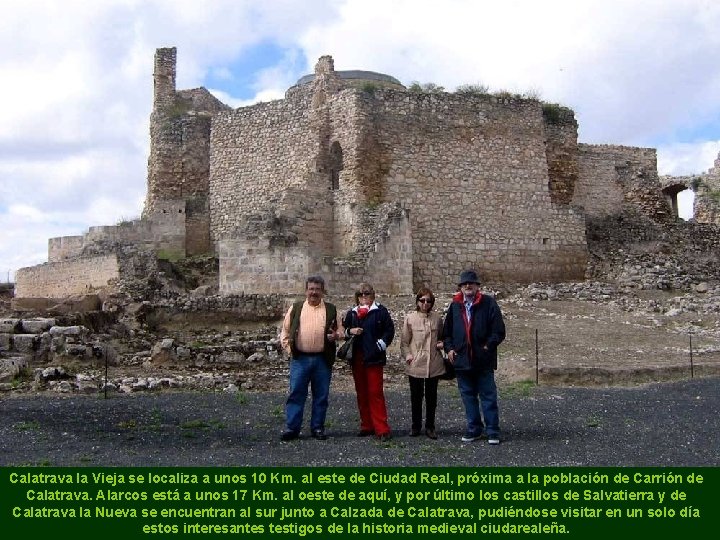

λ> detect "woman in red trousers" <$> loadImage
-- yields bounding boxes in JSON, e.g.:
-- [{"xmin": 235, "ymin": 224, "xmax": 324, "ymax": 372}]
[{"xmin": 343, "ymin": 283, "xmax": 395, "ymax": 441}]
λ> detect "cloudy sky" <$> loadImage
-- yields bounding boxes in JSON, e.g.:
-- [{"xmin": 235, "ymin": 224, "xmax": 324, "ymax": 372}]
[{"xmin": 2, "ymin": 0, "xmax": 719, "ymax": 281}]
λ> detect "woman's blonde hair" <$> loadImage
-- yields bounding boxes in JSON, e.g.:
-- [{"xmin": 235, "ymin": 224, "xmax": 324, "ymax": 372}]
[{"xmin": 354, "ymin": 282, "xmax": 375, "ymax": 305}]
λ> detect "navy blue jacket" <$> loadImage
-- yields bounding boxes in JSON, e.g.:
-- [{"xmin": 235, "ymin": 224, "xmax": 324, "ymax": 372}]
[
  {"xmin": 343, "ymin": 303, "xmax": 395, "ymax": 366},
  {"xmin": 442, "ymin": 292, "xmax": 506, "ymax": 372}
]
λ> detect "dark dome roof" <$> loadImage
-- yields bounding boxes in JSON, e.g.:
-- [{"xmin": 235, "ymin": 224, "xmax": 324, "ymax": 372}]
[{"xmin": 295, "ymin": 70, "xmax": 404, "ymax": 89}]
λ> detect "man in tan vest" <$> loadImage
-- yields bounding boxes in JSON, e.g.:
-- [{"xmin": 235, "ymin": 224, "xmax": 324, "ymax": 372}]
[{"xmin": 279, "ymin": 275, "xmax": 343, "ymax": 441}]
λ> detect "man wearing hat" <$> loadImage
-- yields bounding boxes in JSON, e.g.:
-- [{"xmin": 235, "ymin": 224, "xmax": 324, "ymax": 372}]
[{"xmin": 442, "ymin": 270, "xmax": 506, "ymax": 444}]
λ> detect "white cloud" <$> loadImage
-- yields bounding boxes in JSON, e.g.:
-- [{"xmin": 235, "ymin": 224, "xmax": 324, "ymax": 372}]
[
  {"xmin": 657, "ymin": 141, "xmax": 720, "ymax": 176},
  {"xmin": 2, "ymin": 0, "xmax": 720, "ymax": 281}
]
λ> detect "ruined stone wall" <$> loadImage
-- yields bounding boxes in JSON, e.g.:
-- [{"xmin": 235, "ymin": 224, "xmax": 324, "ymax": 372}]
[
  {"xmin": 15, "ymin": 255, "xmax": 119, "ymax": 298},
  {"xmin": 694, "ymin": 152, "xmax": 720, "ymax": 224},
  {"xmin": 372, "ymin": 90, "xmax": 587, "ymax": 291},
  {"xmin": 326, "ymin": 204, "xmax": 413, "ymax": 294},
  {"xmin": 144, "ymin": 113, "xmax": 212, "ymax": 254},
  {"xmin": 544, "ymin": 106, "xmax": 579, "ymax": 205},
  {"xmin": 48, "ymin": 236, "xmax": 85, "ymax": 262},
  {"xmin": 143, "ymin": 48, "xmax": 228, "ymax": 256},
  {"xmin": 218, "ymin": 239, "xmax": 312, "ymax": 295},
  {"xmin": 325, "ymin": 89, "xmax": 394, "ymax": 255},
  {"xmin": 575, "ymin": 144, "xmax": 672, "ymax": 222},
  {"xmin": 209, "ymin": 93, "xmax": 320, "ymax": 244},
  {"xmin": 47, "ymin": 205, "xmax": 185, "ymax": 263}
]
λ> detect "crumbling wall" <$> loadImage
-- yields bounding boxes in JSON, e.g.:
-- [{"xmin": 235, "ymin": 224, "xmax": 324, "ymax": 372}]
[
  {"xmin": 543, "ymin": 105, "xmax": 579, "ymax": 205},
  {"xmin": 144, "ymin": 47, "xmax": 229, "ymax": 256},
  {"xmin": 694, "ymin": 152, "xmax": 720, "ymax": 224},
  {"xmin": 373, "ymin": 90, "xmax": 587, "ymax": 290},
  {"xmin": 48, "ymin": 204, "xmax": 186, "ymax": 263},
  {"xmin": 15, "ymin": 255, "xmax": 119, "ymax": 298},
  {"xmin": 327, "ymin": 203, "xmax": 413, "ymax": 294},
  {"xmin": 209, "ymin": 94, "xmax": 318, "ymax": 244},
  {"xmin": 48, "ymin": 236, "xmax": 84, "ymax": 262},
  {"xmin": 575, "ymin": 144, "xmax": 672, "ymax": 222}
]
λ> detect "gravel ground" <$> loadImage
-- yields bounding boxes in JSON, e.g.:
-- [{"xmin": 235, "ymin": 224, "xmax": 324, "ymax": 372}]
[{"xmin": 1, "ymin": 376, "xmax": 718, "ymax": 467}]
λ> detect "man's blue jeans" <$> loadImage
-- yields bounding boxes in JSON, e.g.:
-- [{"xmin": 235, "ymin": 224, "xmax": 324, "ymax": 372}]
[
  {"xmin": 285, "ymin": 354, "xmax": 332, "ymax": 434},
  {"xmin": 456, "ymin": 369, "xmax": 499, "ymax": 438}
]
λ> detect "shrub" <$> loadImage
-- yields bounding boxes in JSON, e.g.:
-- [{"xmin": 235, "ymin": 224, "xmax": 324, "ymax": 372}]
[
  {"xmin": 542, "ymin": 102, "xmax": 564, "ymax": 124},
  {"xmin": 408, "ymin": 81, "xmax": 445, "ymax": 93},
  {"xmin": 455, "ymin": 83, "xmax": 490, "ymax": 95},
  {"xmin": 360, "ymin": 82, "xmax": 377, "ymax": 95}
]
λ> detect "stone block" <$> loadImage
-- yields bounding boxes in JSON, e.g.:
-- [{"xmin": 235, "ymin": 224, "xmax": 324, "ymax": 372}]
[
  {"xmin": 0, "ymin": 356, "xmax": 27, "ymax": 383},
  {"xmin": 48, "ymin": 294, "xmax": 102, "ymax": 314},
  {"xmin": 65, "ymin": 344, "xmax": 90, "ymax": 357},
  {"xmin": 49, "ymin": 326, "xmax": 89, "ymax": 339},
  {"xmin": 12, "ymin": 334, "xmax": 38, "ymax": 354},
  {"xmin": 0, "ymin": 319, "xmax": 22, "ymax": 333},
  {"xmin": 20, "ymin": 318, "xmax": 56, "ymax": 334},
  {"xmin": 34, "ymin": 366, "xmax": 69, "ymax": 382}
]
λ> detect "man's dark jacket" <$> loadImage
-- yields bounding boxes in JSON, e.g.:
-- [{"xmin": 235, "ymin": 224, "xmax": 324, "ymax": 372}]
[{"xmin": 442, "ymin": 291, "xmax": 506, "ymax": 371}]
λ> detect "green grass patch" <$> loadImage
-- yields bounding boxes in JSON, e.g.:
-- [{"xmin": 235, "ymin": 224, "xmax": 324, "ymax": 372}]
[
  {"xmin": 14, "ymin": 420, "xmax": 41, "ymax": 432},
  {"xmin": 117, "ymin": 419, "xmax": 137, "ymax": 429},
  {"xmin": 502, "ymin": 379, "xmax": 536, "ymax": 398}
]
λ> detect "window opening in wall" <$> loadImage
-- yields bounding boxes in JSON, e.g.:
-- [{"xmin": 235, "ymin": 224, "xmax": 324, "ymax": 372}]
[
  {"xmin": 677, "ymin": 188, "xmax": 694, "ymax": 221},
  {"xmin": 662, "ymin": 183, "xmax": 693, "ymax": 221},
  {"xmin": 329, "ymin": 141, "xmax": 343, "ymax": 190},
  {"xmin": 542, "ymin": 238, "xmax": 549, "ymax": 245}
]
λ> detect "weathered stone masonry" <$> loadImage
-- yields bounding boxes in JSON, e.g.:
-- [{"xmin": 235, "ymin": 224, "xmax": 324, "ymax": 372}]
[
  {"xmin": 17, "ymin": 46, "xmax": 719, "ymax": 299},
  {"xmin": 209, "ymin": 57, "xmax": 589, "ymax": 293}
]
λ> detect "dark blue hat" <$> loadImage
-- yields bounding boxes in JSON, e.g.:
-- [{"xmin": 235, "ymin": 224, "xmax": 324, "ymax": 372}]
[{"xmin": 458, "ymin": 270, "xmax": 480, "ymax": 285}]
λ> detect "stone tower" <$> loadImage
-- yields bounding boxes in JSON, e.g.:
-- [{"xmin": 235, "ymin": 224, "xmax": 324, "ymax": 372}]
[{"xmin": 143, "ymin": 47, "xmax": 229, "ymax": 256}]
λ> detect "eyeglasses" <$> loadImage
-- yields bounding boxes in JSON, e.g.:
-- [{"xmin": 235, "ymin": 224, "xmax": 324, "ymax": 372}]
[
  {"xmin": 460, "ymin": 282, "xmax": 476, "ymax": 287},
  {"xmin": 418, "ymin": 298, "xmax": 433, "ymax": 304},
  {"xmin": 360, "ymin": 291, "xmax": 373, "ymax": 296}
]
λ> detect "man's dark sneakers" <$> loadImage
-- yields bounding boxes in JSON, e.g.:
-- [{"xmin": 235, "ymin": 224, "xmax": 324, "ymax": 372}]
[
  {"xmin": 357, "ymin": 430, "xmax": 374, "ymax": 437},
  {"xmin": 280, "ymin": 430, "xmax": 299, "ymax": 441},
  {"xmin": 425, "ymin": 429, "xmax": 438, "ymax": 440},
  {"xmin": 311, "ymin": 429, "xmax": 328, "ymax": 440},
  {"xmin": 409, "ymin": 428, "xmax": 421, "ymax": 437}
]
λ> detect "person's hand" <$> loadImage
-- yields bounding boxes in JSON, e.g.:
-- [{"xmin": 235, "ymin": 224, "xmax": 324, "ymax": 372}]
[
  {"xmin": 447, "ymin": 350, "xmax": 456, "ymax": 363},
  {"xmin": 327, "ymin": 331, "xmax": 338, "ymax": 341},
  {"xmin": 350, "ymin": 327, "xmax": 363, "ymax": 336},
  {"xmin": 436, "ymin": 341, "xmax": 444, "ymax": 350},
  {"xmin": 405, "ymin": 354, "xmax": 414, "ymax": 365}
]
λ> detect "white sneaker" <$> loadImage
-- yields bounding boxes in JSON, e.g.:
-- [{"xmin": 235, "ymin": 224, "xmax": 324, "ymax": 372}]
[
  {"xmin": 487, "ymin": 436, "xmax": 500, "ymax": 445},
  {"xmin": 461, "ymin": 433, "xmax": 482, "ymax": 442}
]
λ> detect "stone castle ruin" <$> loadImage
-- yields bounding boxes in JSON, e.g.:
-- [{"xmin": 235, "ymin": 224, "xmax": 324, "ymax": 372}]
[{"xmin": 14, "ymin": 47, "xmax": 720, "ymax": 299}]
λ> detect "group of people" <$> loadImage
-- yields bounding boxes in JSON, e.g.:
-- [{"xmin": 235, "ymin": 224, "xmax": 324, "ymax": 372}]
[{"xmin": 278, "ymin": 270, "xmax": 506, "ymax": 445}]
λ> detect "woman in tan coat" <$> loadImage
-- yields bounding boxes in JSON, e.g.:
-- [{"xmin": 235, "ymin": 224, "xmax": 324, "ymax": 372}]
[{"xmin": 400, "ymin": 287, "xmax": 446, "ymax": 439}]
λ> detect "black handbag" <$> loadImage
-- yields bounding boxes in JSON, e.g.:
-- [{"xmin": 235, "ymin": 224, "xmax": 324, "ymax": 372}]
[{"xmin": 336, "ymin": 335, "xmax": 356, "ymax": 360}]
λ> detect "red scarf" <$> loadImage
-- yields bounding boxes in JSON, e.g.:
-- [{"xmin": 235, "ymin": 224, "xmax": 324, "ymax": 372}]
[{"xmin": 358, "ymin": 306, "xmax": 369, "ymax": 319}]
